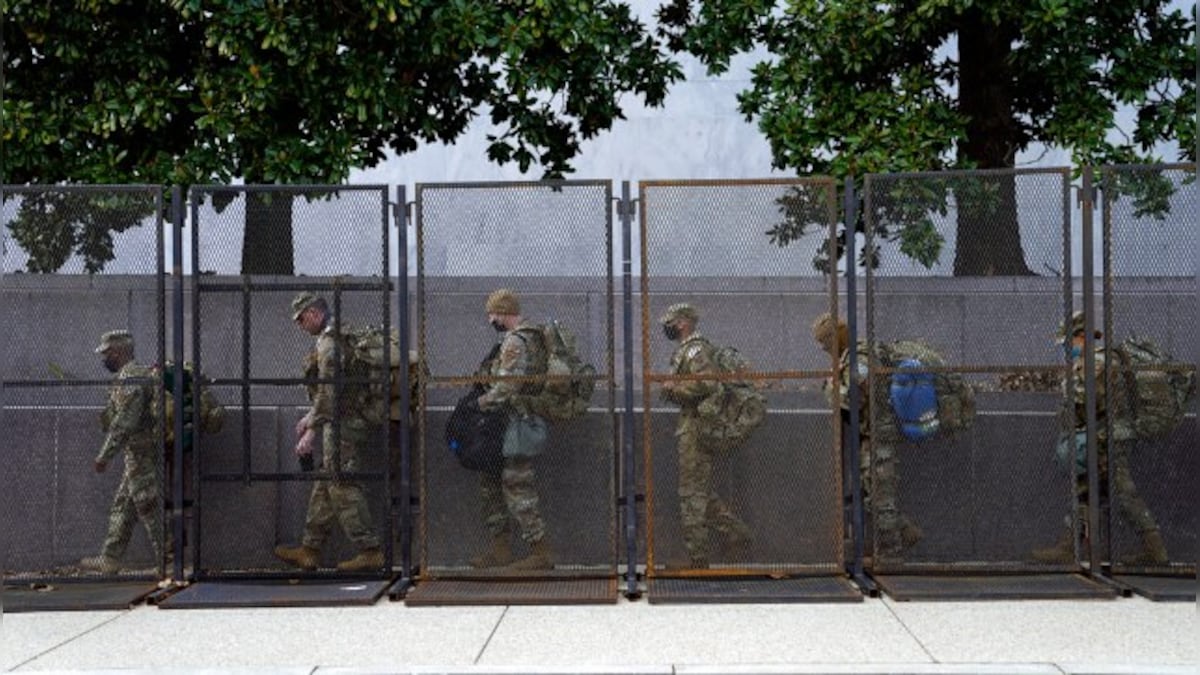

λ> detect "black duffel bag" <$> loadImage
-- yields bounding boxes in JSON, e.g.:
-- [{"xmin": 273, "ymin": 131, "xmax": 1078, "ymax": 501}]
[{"xmin": 445, "ymin": 387, "xmax": 506, "ymax": 476}]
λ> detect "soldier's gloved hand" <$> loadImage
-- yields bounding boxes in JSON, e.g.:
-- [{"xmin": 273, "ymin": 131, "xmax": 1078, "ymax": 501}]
[
  {"xmin": 295, "ymin": 427, "xmax": 317, "ymax": 457},
  {"xmin": 94, "ymin": 459, "xmax": 108, "ymax": 474}
]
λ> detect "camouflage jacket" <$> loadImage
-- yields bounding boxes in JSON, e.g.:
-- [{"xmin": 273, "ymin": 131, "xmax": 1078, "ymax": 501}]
[
  {"xmin": 1067, "ymin": 346, "xmax": 1110, "ymax": 433},
  {"xmin": 479, "ymin": 320, "xmax": 546, "ymax": 415},
  {"xmin": 97, "ymin": 361, "xmax": 157, "ymax": 463},
  {"xmin": 306, "ymin": 326, "xmax": 369, "ymax": 427},
  {"xmin": 662, "ymin": 333, "xmax": 721, "ymax": 428},
  {"xmin": 824, "ymin": 341, "xmax": 888, "ymax": 438}
]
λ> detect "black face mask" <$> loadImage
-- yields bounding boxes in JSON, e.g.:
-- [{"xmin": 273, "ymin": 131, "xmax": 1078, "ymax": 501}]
[
  {"xmin": 102, "ymin": 354, "xmax": 121, "ymax": 373},
  {"xmin": 663, "ymin": 324, "xmax": 681, "ymax": 341},
  {"xmin": 491, "ymin": 319, "xmax": 507, "ymax": 333}
]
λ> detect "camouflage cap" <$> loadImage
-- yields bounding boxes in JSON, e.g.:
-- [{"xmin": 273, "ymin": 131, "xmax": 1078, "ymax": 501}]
[
  {"xmin": 811, "ymin": 312, "xmax": 845, "ymax": 342},
  {"xmin": 95, "ymin": 330, "xmax": 134, "ymax": 354},
  {"xmin": 660, "ymin": 303, "xmax": 699, "ymax": 325},
  {"xmin": 485, "ymin": 288, "xmax": 521, "ymax": 315},
  {"xmin": 1055, "ymin": 310, "xmax": 1087, "ymax": 338},
  {"xmin": 291, "ymin": 291, "xmax": 321, "ymax": 320}
]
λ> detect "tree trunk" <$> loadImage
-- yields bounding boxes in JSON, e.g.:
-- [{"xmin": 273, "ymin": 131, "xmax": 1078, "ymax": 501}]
[
  {"xmin": 241, "ymin": 192, "xmax": 295, "ymax": 275},
  {"xmin": 954, "ymin": 10, "xmax": 1034, "ymax": 276}
]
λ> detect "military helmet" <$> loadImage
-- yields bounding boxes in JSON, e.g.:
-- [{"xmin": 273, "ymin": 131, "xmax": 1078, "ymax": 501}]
[
  {"xmin": 485, "ymin": 288, "xmax": 521, "ymax": 315},
  {"xmin": 95, "ymin": 330, "xmax": 134, "ymax": 354},
  {"xmin": 660, "ymin": 303, "xmax": 698, "ymax": 326},
  {"xmin": 1056, "ymin": 310, "xmax": 1087, "ymax": 338},
  {"xmin": 291, "ymin": 291, "xmax": 321, "ymax": 320},
  {"xmin": 810, "ymin": 312, "xmax": 845, "ymax": 342}
]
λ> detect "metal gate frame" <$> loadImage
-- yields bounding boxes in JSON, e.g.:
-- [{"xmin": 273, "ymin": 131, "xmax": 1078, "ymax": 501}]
[
  {"xmin": 638, "ymin": 177, "xmax": 846, "ymax": 583},
  {"xmin": 187, "ymin": 184, "xmax": 397, "ymax": 582},
  {"xmin": 1098, "ymin": 162, "xmax": 1197, "ymax": 582},
  {"xmin": 411, "ymin": 179, "xmax": 619, "ymax": 592},
  {"xmin": 0, "ymin": 184, "xmax": 168, "ymax": 600}
]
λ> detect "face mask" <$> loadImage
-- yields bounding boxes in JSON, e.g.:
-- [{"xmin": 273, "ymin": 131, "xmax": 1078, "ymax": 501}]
[
  {"xmin": 102, "ymin": 354, "xmax": 121, "ymax": 373},
  {"xmin": 663, "ymin": 324, "xmax": 681, "ymax": 341},
  {"xmin": 490, "ymin": 319, "xmax": 506, "ymax": 333},
  {"xmin": 1064, "ymin": 343, "xmax": 1082, "ymax": 360}
]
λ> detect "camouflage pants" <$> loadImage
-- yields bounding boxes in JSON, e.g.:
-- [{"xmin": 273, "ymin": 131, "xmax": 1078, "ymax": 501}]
[
  {"xmin": 860, "ymin": 436, "xmax": 907, "ymax": 553},
  {"xmin": 301, "ymin": 423, "xmax": 380, "ymax": 550},
  {"xmin": 677, "ymin": 426, "xmax": 748, "ymax": 561},
  {"xmin": 479, "ymin": 456, "xmax": 546, "ymax": 544},
  {"xmin": 1075, "ymin": 440, "xmax": 1159, "ymax": 535},
  {"xmin": 100, "ymin": 447, "xmax": 168, "ymax": 562}
]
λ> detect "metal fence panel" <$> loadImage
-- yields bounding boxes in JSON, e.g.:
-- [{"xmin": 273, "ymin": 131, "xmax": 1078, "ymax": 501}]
[
  {"xmin": 416, "ymin": 181, "xmax": 616, "ymax": 578},
  {"xmin": 1101, "ymin": 163, "xmax": 1197, "ymax": 574},
  {"xmin": 863, "ymin": 168, "xmax": 1076, "ymax": 572},
  {"xmin": 1, "ymin": 185, "xmax": 167, "ymax": 582},
  {"xmin": 639, "ymin": 178, "xmax": 842, "ymax": 577},
  {"xmin": 187, "ymin": 185, "xmax": 394, "ymax": 578}
]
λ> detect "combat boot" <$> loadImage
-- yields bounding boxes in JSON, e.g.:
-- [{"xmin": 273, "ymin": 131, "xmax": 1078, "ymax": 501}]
[
  {"xmin": 79, "ymin": 555, "xmax": 120, "ymax": 574},
  {"xmin": 507, "ymin": 539, "xmax": 554, "ymax": 571},
  {"xmin": 900, "ymin": 518, "xmax": 923, "ymax": 550},
  {"xmin": 273, "ymin": 544, "xmax": 320, "ymax": 570},
  {"xmin": 337, "ymin": 547, "xmax": 384, "ymax": 572},
  {"xmin": 470, "ymin": 534, "xmax": 514, "ymax": 568},
  {"xmin": 1122, "ymin": 530, "xmax": 1169, "ymax": 565},
  {"xmin": 720, "ymin": 523, "xmax": 753, "ymax": 560},
  {"xmin": 876, "ymin": 519, "xmax": 922, "ymax": 560},
  {"xmin": 1030, "ymin": 531, "xmax": 1075, "ymax": 564}
]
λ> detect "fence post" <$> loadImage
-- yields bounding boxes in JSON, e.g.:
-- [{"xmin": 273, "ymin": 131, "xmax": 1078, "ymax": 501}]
[{"xmin": 843, "ymin": 176, "xmax": 868, "ymax": 585}]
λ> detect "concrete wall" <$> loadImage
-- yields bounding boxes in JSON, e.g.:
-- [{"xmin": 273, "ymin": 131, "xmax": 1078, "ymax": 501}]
[{"xmin": 2, "ymin": 274, "xmax": 1194, "ymax": 574}]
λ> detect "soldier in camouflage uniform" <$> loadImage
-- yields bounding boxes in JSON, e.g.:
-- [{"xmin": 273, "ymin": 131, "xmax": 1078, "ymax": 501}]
[
  {"xmin": 274, "ymin": 292, "xmax": 383, "ymax": 573},
  {"xmin": 812, "ymin": 313, "xmax": 922, "ymax": 559},
  {"xmin": 1031, "ymin": 310, "xmax": 1167, "ymax": 564},
  {"xmin": 660, "ymin": 303, "xmax": 752, "ymax": 569},
  {"xmin": 468, "ymin": 289, "xmax": 555, "ymax": 570},
  {"xmin": 80, "ymin": 331, "xmax": 168, "ymax": 574}
]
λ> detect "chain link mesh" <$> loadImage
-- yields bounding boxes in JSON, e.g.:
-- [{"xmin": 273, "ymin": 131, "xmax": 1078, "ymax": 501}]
[
  {"xmin": 187, "ymin": 186, "xmax": 393, "ymax": 577},
  {"xmin": 416, "ymin": 181, "xmax": 616, "ymax": 578},
  {"xmin": 640, "ymin": 179, "xmax": 842, "ymax": 577},
  {"xmin": 1101, "ymin": 164, "xmax": 1196, "ymax": 572},
  {"xmin": 2, "ymin": 186, "xmax": 167, "ymax": 581},
  {"xmin": 863, "ymin": 169, "xmax": 1076, "ymax": 571}
]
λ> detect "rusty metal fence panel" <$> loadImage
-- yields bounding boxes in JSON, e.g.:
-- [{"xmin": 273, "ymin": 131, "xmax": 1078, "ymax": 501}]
[
  {"xmin": 863, "ymin": 168, "xmax": 1076, "ymax": 573},
  {"xmin": 1, "ymin": 185, "xmax": 167, "ymax": 582},
  {"xmin": 415, "ymin": 181, "xmax": 616, "ymax": 579},
  {"xmin": 1100, "ymin": 163, "xmax": 1197, "ymax": 575},
  {"xmin": 639, "ymin": 179, "xmax": 842, "ymax": 578},
  {"xmin": 187, "ymin": 185, "xmax": 394, "ymax": 579}
]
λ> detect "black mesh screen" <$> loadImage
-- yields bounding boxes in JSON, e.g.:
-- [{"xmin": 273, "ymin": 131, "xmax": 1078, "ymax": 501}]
[
  {"xmin": 1101, "ymin": 163, "xmax": 1196, "ymax": 573},
  {"xmin": 187, "ymin": 186, "xmax": 394, "ymax": 578},
  {"xmin": 2, "ymin": 186, "xmax": 167, "ymax": 581},
  {"xmin": 415, "ymin": 181, "xmax": 616, "ymax": 578},
  {"xmin": 639, "ymin": 179, "xmax": 842, "ymax": 577},
  {"xmin": 862, "ymin": 168, "xmax": 1077, "ymax": 571}
]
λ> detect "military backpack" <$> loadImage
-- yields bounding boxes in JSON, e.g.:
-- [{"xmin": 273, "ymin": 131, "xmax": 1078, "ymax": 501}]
[
  {"xmin": 158, "ymin": 362, "xmax": 225, "ymax": 451},
  {"xmin": 875, "ymin": 340, "xmax": 976, "ymax": 442},
  {"xmin": 516, "ymin": 320, "xmax": 596, "ymax": 422},
  {"xmin": 694, "ymin": 341, "xmax": 768, "ymax": 450},
  {"xmin": 345, "ymin": 326, "xmax": 423, "ymax": 425},
  {"xmin": 1108, "ymin": 337, "xmax": 1196, "ymax": 441}
]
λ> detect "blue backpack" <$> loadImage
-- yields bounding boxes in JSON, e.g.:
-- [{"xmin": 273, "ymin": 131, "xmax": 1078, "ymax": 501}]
[
  {"xmin": 878, "ymin": 340, "xmax": 975, "ymax": 442},
  {"xmin": 889, "ymin": 358, "xmax": 940, "ymax": 441}
]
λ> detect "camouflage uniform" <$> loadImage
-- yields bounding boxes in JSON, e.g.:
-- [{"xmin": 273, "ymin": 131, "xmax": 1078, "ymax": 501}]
[
  {"xmin": 477, "ymin": 320, "xmax": 548, "ymax": 544},
  {"xmin": 662, "ymin": 330, "xmax": 750, "ymax": 566},
  {"xmin": 97, "ymin": 360, "xmax": 167, "ymax": 564},
  {"xmin": 1067, "ymin": 346, "xmax": 1160, "ymax": 539},
  {"xmin": 830, "ymin": 341, "xmax": 918, "ymax": 557},
  {"xmin": 299, "ymin": 325, "xmax": 380, "ymax": 552}
]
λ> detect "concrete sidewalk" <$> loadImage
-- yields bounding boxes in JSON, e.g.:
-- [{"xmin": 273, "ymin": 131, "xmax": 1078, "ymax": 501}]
[{"xmin": 2, "ymin": 594, "xmax": 1195, "ymax": 674}]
